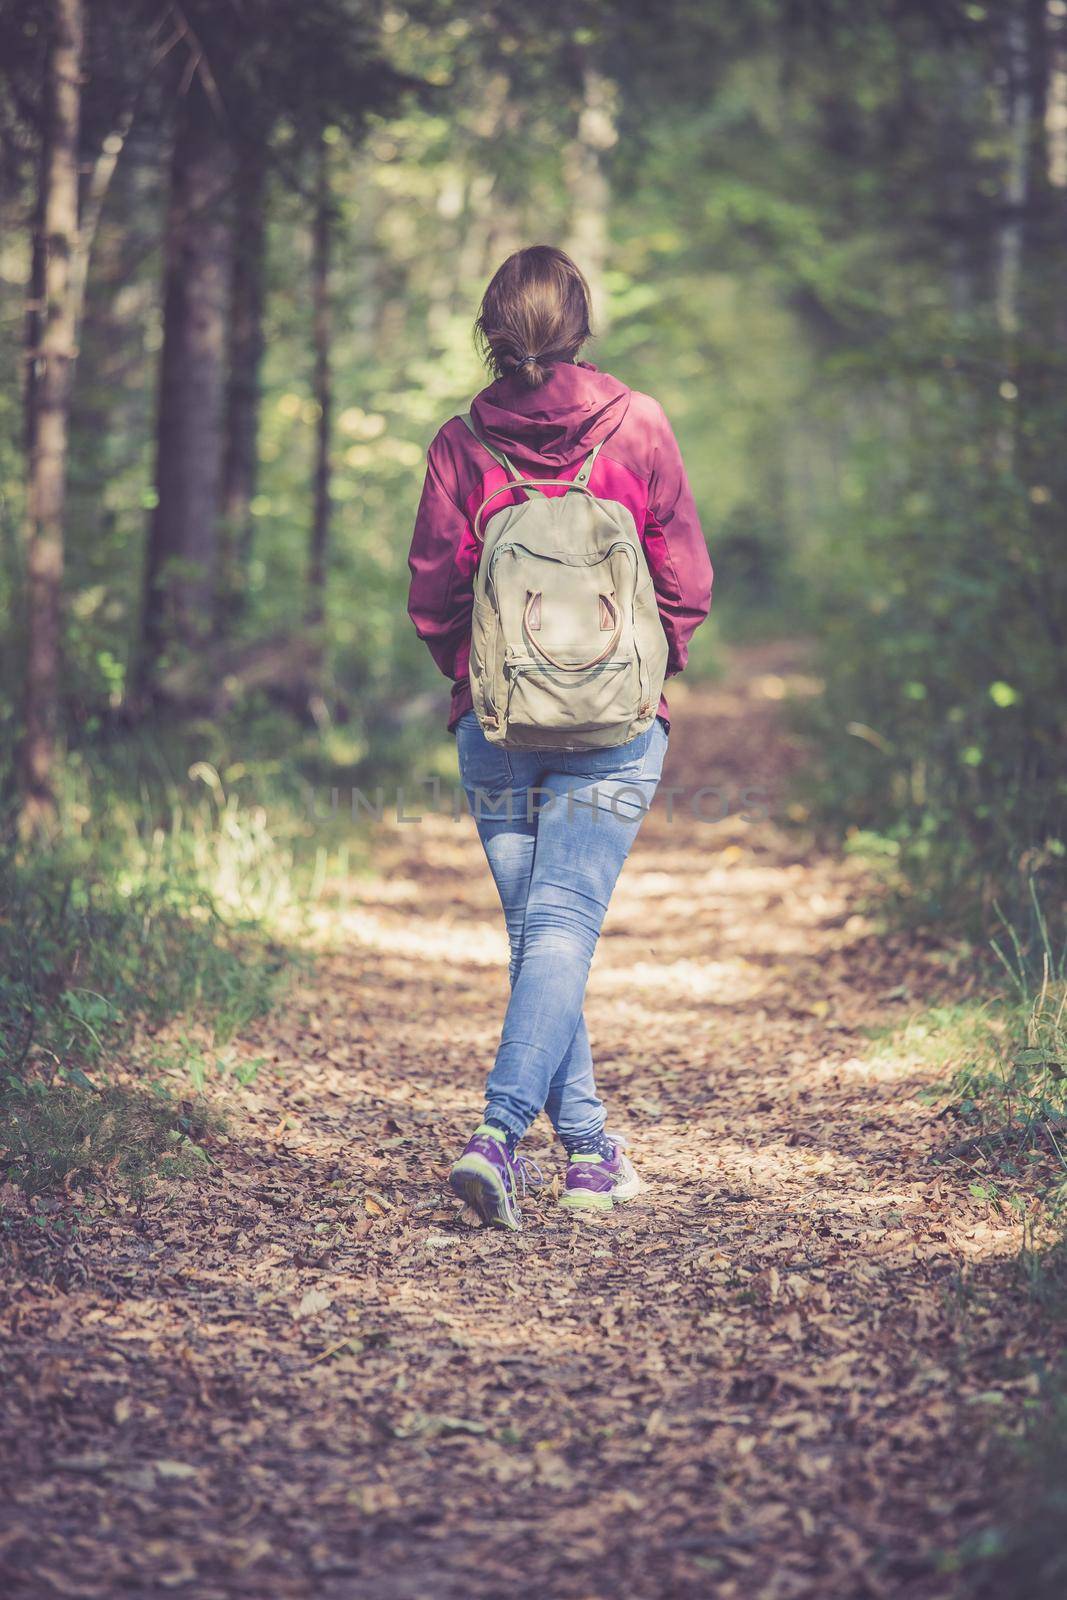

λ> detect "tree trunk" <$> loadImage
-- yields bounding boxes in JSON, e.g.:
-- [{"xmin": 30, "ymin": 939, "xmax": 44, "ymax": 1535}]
[
  {"xmin": 563, "ymin": 60, "xmax": 617, "ymax": 333},
  {"xmin": 939, "ymin": 54, "xmax": 984, "ymax": 324},
  {"xmin": 1019, "ymin": 0, "xmax": 1062, "ymax": 348},
  {"xmin": 307, "ymin": 137, "xmax": 333, "ymax": 641},
  {"xmin": 1046, "ymin": 0, "xmax": 1067, "ymax": 347},
  {"xmin": 20, "ymin": 0, "xmax": 83, "ymax": 834},
  {"xmin": 991, "ymin": 7, "xmax": 1036, "ymax": 470},
  {"xmin": 24, "ymin": 139, "xmax": 47, "ymax": 459},
  {"xmin": 458, "ymin": 72, "xmax": 514, "ymax": 298},
  {"xmin": 219, "ymin": 141, "xmax": 268, "ymax": 622},
  {"xmin": 1017, "ymin": 0, "xmax": 1066, "ymax": 653},
  {"xmin": 995, "ymin": 10, "xmax": 1031, "ymax": 345},
  {"xmin": 69, "ymin": 106, "xmax": 135, "ymax": 328},
  {"xmin": 139, "ymin": 82, "xmax": 232, "ymax": 694}
]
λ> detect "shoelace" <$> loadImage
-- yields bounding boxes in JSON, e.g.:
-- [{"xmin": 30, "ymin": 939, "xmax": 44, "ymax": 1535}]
[{"xmin": 512, "ymin": 1154, "xmax": 544, "ymax": 1198}]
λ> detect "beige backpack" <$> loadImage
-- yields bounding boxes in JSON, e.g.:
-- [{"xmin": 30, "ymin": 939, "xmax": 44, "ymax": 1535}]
[{"xmin": 461, "ymin": 414, "xmax": 668, "ymax": 751}]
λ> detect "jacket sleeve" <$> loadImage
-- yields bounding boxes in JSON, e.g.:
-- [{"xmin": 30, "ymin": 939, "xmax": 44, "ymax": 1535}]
[
  {"xmin": 643, "ymin": 405, "xmax": 713, "ymax": 676},
  {"xmin": 406, "ymin": 431, "xmax": 475, "ymax": 681}
]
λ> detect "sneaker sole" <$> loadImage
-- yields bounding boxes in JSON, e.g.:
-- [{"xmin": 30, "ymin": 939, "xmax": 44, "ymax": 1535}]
[
  {"xmin": 449, "ymin": 1153, "xmax": 522, "ymax": 1231},
  {"xmin": 559, "ymin": 1188, "xmax": 614, "ymax": 1212}
]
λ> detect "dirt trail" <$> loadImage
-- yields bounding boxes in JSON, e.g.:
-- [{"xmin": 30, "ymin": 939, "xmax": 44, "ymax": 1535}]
[{"xmin": 1, "ymin": 645, "xmax": 1039, "ymax": 1599}]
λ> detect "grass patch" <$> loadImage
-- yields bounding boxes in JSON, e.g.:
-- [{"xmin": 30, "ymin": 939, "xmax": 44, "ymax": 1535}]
[
  {"xmin": 950, "ymin": 1372, "xmax": 1067, "ymax": 1600},
  {"xmin": 0, "ymin": 1076, "xmax": 222, "ymax": 1199},
  {"xmin": 861, "ymin": 881, "xmax": 1067, "ymax": 1202},
  {"xmin": 868, "ymin": 988, "xmax": 1067, "ymax": 1210},
  {"xmin": 950, "ymin": 988, "xmax": 1067, "ymax": 1169},
  {"xmin": 868, "ymin": 929, "xmax": 1067, "ymax": 1599},
  {"xmin": 0, "ymin": 771, "xmax": 297, "ymax": 1199},
  {"xmin": 864, "ymin": 1001, "xmax": 1001, "ymax": 1079},
  {"xmin": 1, "ymin": 854, "xmax": 286, "ymax": 1079},
  {"xmin": 943, "ymin": 896, "xmax": 1067, "ymax": 1204}
]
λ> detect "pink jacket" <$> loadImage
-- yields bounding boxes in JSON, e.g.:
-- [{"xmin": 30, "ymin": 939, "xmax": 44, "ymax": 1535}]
[{"xmin": 407, "ymin": 362, "xmax": 713, "ymax": 730}]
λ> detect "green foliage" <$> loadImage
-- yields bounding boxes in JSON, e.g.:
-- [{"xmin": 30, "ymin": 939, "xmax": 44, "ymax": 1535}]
[
  {"xmin": 0, "ymin": 1078, "xmax": 221, "ymax": 1199},
  {"xmin": 866, "ymin": 1000, "xmax": 1003, "ymax": 1079},
  {"xmin": 927, "ymin": 916, "xmax": 1067, "ymax": 1599},
  {"xmin": 861, "ymin": 906, "xmax": 1066, "ymax": 1236},
  {"xmin": 0, "ymin": 766, "xmax": 293, "ymax": 1194},
  {"xmin": 943, "ymin": 896, "xmax": 1067, "ymax": 1214},
  {"xmin": 1, "ymin": 802, "xmax": 289, "ymax": 1051},
  {"xmin": 793, "ymin": 357, "xmax": 1067, "ymax": 936},
  {"xmin": 947, "ymin": 989, "xmax": 1067, "ymax": 1178},
  {"xmin": 885, "ymin": 991, "xmax": 1063, "ymax": 1186},
  {"xmin": 0, "ymin": 852, "xmax": 277, "ymax": 1081},
  {"xmin": 954, "ymin": 1375, "xmax": 1067, "ymax": 1600}
]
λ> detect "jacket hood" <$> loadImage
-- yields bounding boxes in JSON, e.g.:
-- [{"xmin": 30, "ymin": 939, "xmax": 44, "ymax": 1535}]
[{"xmin": 469, "ymin": 361, "xmax": 631, "ymax": 475}]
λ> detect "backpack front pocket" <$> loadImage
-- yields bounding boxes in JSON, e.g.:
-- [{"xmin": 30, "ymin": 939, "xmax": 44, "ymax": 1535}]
[{"xmin": 502, "ymin": 653, "xmax": 642, "ymax": 745}]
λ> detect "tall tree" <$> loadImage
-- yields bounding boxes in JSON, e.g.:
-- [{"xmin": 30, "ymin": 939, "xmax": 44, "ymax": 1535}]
[
  {"xmin": 134, "ymin": 2, "xmax": 414, "ymax": 694},
  {"xmin": 995, "ymin": 6, "xmax": 1032, "ymax": 343},
  {"xmin": 139, "ymin": 77, "xmax": 232, "ymax": 693},
  {"xmin": 563, "ymin": 55, "xmax": 616, "ymax": 330},
  {"xmin": 1015, "ymin": 0, "xmax": 1067, "ymax": 653},
  {"xmin": 20, "ymin": 0, "xmax": 83, "ymax": 833},
  {"xmin": 307, "ymin": 132, "xmax": 334, "ymax": 643},
  {"xmin": 219, "ymin": 140, "xmax": 268, "ymax": 618}
]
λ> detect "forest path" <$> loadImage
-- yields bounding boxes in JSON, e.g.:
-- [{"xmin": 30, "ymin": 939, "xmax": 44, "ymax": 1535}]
[{"xmin": 2, "ymin": 645, "xmax": 1033, "ymax": 1600}]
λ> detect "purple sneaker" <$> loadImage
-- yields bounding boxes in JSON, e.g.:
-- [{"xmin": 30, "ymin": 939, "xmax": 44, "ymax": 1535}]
[
  {"xmin": 559, "ymin": 1136, "xmax": 641, "ymax": 1213},
  {"xmin": 449, "ymin": 1124, "xmax": 539, "ymax": 1231}
]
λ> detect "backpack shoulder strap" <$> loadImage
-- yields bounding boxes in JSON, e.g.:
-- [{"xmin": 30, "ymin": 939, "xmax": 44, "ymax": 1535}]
[
  {"xmin": 456, "ymin": 412, "xmax": 523, "ymax": 484},
  {"xmin": 574, "ymin": 438, "xmax": 605, "ymax": 487}
]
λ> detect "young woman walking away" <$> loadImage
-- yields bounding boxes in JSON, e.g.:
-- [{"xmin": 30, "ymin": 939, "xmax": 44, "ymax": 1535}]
[{"xmin": 407, "ymin": 244, "xmax": 712, "ymax": 1230}]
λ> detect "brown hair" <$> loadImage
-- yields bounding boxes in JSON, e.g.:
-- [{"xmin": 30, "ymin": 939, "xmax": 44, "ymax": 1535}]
[{"xmin": 474, "ymin": 245, "xmax": 592, "ymax": 389}]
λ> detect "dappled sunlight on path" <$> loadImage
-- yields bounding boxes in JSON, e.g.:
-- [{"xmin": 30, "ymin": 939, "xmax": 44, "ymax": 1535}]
[{"xmin": 0, "ymin": 645, "xmax": 1042, "ymax": 1600}]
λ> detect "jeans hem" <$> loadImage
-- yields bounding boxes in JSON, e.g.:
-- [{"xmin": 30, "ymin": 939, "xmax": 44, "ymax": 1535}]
[{"xmin": 557, "ymin": 1121, "xmax": 606, "ymax": 1151}]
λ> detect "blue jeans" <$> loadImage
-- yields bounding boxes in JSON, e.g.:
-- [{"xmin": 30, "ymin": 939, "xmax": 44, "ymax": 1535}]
[{"xmin": 455, "ymin": 710, "xmax": 668, "ymax": 1145}]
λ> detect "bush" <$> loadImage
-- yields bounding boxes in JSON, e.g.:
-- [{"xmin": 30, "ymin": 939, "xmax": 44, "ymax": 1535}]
[{"xmin": 793, "ymin": 354, "xmax": 1067, "ymax": 941}]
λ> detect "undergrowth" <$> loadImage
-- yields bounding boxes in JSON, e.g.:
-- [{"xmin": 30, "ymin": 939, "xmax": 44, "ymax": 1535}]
[
  {"xmin": 0, "ymin": 1079, "xmax": 223, "ymax": 1198},
  {"xmin": 948, "ymin": 893, "xmax": 1067, "ymax": 1215},
  {"xmin": 869, "ymin": 893, "xmax": 1067, "ymax": 1597},
  {"xmin": 0, "ymin": 762, "xmax": 297, "ymax": 1199}
]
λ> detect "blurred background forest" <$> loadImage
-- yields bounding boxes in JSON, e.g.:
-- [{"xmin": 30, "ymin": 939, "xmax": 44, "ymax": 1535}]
[
  {"xmin": 2, "ymin": 8, "xmax": 1067, "ymax": 1589},
  {"xmin": 1, "ymin": 1, "xmax": 1065, "ymax": 1167}
]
